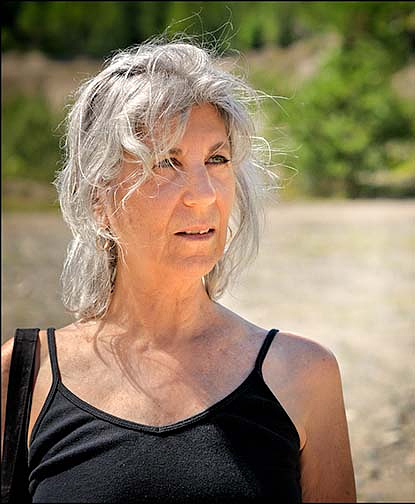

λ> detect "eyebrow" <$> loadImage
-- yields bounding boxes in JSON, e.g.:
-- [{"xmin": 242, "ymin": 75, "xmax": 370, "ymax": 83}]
[{"xmin": 168, "ymin": 140, "xmax": 231, "ymax": 156}]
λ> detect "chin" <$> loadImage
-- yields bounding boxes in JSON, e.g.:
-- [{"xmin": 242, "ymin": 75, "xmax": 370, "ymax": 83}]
[{"xmin": 173, "ymin": 255, "xmax": 221, "ymax": 279}]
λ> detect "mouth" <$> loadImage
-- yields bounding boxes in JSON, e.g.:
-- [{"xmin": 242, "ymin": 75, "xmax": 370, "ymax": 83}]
[{"xmin": 174, "ymin": 228, "xmax": 215, "ymax": 240}]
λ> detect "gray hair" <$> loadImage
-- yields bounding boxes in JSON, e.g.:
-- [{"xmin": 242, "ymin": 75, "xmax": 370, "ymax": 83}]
[{"xmin": 54, "ymin": 37, "xmax": 278, "ymax": 320}]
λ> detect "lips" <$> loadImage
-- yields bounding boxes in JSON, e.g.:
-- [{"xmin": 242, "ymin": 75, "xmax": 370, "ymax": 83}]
[
  {"xmin": 174, "ymin": 226, "xmax": 216, "ymax": 240},
  {"xmin": 175, "ymin": 230, "xmax": 215, "ymax": 241},
  {"xmin": 174, "ymin": 226, "xmax": 216, "ymax": 235}
]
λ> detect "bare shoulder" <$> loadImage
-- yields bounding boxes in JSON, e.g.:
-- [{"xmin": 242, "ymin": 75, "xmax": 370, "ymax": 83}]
[
  {"xmin": 1, "ymin": 336, "xmax": 16, "ymax": 395},
  {"xmin": 1, "ymin": 337, "xmax": 15, "ymax": 458},
  {"xmin": 2, "ymin": 330, "xmax": 48, "ymax": 455},
  {"xmin": 263, "ymin": 330, "xmax": 340, "ymax": 386},
  {"xmin": 1, "ymin": 328, "xmax": 51, "ymax": 374},
  {"xmin": 232, "ymin": 321, "xmax": 355, "ymax": 500},
  {"xmin": 277, "ymin": 330, "xmax": 338, "ymax": 372},
  {"xmin": 1, "ymin": 336, "xmax": 16, "ymax": 366},
  {"xmin": 261, "ymin": 330, "xmax": 342, "ymax": 451},
  {"xmin": 268, "ymin": 333, "xmax": 356, "ymax": 501}
]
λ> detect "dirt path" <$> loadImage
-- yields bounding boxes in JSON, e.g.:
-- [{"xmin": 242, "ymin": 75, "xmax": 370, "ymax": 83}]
[{"xmin": 2, "ymin": 199, "xmax": 414, "ymax": 502}]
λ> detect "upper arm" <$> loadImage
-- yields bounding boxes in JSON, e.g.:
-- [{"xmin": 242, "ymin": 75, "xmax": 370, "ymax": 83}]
[
  {"xmin": 300, "ymin": 347, "xmax": 356, "ymax": 502},
  {"xmin": 262, "ymin": 330, "xmax": 356, "ymax": 501},
  {"xmin": 1, "ymin": 337, "xmax": 15, "ymax": 460}
]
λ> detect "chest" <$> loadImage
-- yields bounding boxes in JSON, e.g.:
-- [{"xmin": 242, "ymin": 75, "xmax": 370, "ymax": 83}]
[
  {"xmin": 32, "ymin": 336, "xmax": 258, "ymax": 433},
  {"xmin": 62, "ymin": 358, "xmax": 254, "ymax": 427}
]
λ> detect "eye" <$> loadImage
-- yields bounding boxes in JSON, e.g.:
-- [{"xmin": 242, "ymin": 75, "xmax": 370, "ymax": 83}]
[
  {"xmin": 207, "ymin": 155, "xmax": 230, "ymax": 165},
  {"xmin": 155, "ymin": 158, "xmax": 180, "ymax": 169}
]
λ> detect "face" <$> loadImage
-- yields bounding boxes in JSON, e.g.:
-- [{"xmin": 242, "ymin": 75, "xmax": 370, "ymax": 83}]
[{"xmin": 106, "ymin": 103, "xmax": 236, "ymax": 282}]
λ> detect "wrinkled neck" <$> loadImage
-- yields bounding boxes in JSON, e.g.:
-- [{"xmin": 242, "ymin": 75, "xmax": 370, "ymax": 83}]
[{"xmin": 101, "ymin": 268, "xmax": 219, "ymax": 348}]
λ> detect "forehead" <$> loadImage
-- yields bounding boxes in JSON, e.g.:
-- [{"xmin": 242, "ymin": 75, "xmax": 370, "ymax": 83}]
[
  {"xmin": 171, "ymin": 103, "xmax": 229, "ymax": 150},
  {"xmin": 185, "ymin": 103, "xmax": 226, "ymax": 126}
]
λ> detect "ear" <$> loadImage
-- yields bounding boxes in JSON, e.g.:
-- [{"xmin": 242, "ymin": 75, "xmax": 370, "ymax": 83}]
[{"xmin": 92, "ymin": 187, "xmax": 110, "ymax": 228}]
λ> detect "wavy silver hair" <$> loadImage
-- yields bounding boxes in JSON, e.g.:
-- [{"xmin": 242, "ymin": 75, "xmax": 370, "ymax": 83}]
[{"xmin": 54, "ymin": 37, "xmax": 278, "ymax": 320}]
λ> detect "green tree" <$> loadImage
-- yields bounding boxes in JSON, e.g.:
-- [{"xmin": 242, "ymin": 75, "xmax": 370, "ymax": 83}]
[
  {"xmin": 295, "ymin": 2, "xmax": 414, "ymax": 68},
  {"xmin": 2, "ymin": 2, "xmax": 305, "ymax": 56},
  {"xmin": 2, "ymin": 94, "xmax": 62, "ymax": 182},
  {"xmin": 285, "ymin": 40, "xmax": 413, "ymax": 197},
  {"xmin": 17, "ymin": 2, "xmax": 133, "ymax": 58},
  {"xmin": 3, "ymin": 1, "xmax": 414, "ymax": 61}
]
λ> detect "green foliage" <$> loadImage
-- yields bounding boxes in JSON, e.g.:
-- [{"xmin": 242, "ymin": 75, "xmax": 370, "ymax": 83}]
[
  {"xmin": 230, "ymin": 2, "xmax": 298, "ymax": 49},
  {"xmin": 295, "ymin": 2, "xmax": 414, "ymax": 68},
  {"xmin": 2, "ymin": 94, "xmax": 63, "ymax": 183},
  {"xmin": 14, "ymin": 1, "xmax": 132, "ymax": 58},
  {"xmin": 2, "ymin": 1, "xmax": 414, "ymax": 200},
  {"xmin": 283, "ymin": 41, "xmax": 414, "ymax": 197},
  {"xmin": 3, "ymin": 1, "xmax": 413, "ymax": 62}
]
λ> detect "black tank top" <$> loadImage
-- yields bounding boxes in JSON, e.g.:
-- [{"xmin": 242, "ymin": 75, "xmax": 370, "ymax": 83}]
[{"xmin": 28, "ymin": 328, "xmax": 301, "ymax": 503}]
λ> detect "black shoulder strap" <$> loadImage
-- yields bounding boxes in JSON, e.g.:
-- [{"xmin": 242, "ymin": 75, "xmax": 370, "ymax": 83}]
[
  {"xmin": 254, "ymin": 328, "xmax": 279, "ymax": 375},
  {"xmin": 1, "ymin": 328, "xmax": 39, "ymax": 503},
  {"xmin": 46, "ymin": 327, "xmax": 61, "ymax": 385}
]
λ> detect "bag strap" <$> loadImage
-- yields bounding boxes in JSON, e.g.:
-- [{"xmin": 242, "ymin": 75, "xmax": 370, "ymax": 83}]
[{"xmin": 1, "ymin": 328, "xmax": 39, "ymax": 503}]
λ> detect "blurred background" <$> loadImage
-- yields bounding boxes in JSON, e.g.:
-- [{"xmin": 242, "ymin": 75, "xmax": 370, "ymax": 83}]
[{"xmin": 2, "ymin": 1, "xmax": 414, "ymax": 501}]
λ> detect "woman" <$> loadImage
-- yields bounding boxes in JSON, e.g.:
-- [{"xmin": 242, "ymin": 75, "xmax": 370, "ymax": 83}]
[{"xmin": 1, "ymin": 39, "xmax": 356, "ymax": 502}]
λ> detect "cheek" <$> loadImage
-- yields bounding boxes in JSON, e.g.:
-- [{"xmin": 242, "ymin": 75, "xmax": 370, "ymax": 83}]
[
  {"xmin": 106, "ymin": 192, "xmax": 151, "ymax": 243},
  {"xmin": 216, "ymin": 172, "xmax": 236, "ymax": 217},
  {"xmin": 109, "ymin": 179, "xmax": 177, "ymax": 244}
]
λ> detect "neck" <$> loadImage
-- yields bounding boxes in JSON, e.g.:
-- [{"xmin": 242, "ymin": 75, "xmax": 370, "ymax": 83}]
[{"xmin": 99, "ymin": 268, "xmax": 222, "ymax": 349}]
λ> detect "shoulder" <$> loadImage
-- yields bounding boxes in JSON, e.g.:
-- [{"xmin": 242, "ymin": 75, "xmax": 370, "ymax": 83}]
[
  {"xmin": 1, "ymin": 329, "xmax": 50, "ymax": 389},
  {"xmin": 267, "ymin": 332, "xmax": 356, "ymax": 501},
  {"xmin": 263, "ymin": 330, "xmax": 339, "ymax": 384},
  {"xmin": 1, "ymin": 335, "xmax": 16, "ymax": 362},
  {"xmin": 1, "ymin": 330, "xmax": 49, "ymax": 456},
  {"xmin": 261, "ymin": 330, "xmax": 342, "ymax": 448},
  {"xmin": 1, "ymin": 337, "xmax": 15, "ymax": 457},
  {"xmin": 1, "ymin": 329, "xmax": 56, "ymax": 400},
  {"xmin": 1, "ymin": 336, "xmax": 15, "ymax": 389}
]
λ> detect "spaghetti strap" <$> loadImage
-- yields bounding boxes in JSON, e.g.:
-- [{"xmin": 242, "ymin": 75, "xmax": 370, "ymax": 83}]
[
  {"xmin": 46, "ymin": 327, "xmax": 61, "ymax": 385},
  {"xmin": 254, "ymin": 328, "xmax": 279, "ymax": 376}
]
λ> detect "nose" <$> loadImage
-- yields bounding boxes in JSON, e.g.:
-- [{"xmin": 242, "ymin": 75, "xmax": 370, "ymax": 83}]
[{"xmin": 182, "ymin": 165, "xmax": 217, "ymax": 207}]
